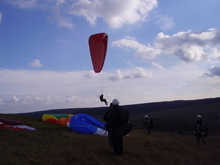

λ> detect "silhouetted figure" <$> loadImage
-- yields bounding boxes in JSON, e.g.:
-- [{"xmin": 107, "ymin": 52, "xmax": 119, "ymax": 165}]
[
  {"xmin": 142, "ymin": 115, "xmax": 154, "ymax": 135},
  {"xmin": 103, "ymin": 103, "xmax": 114, "ymax": 147},
  {"xmin": 195, "ymin": 115, "xmax": 207, "ymax": 146},
  {"xmin": 100, "ymin": 94, "xmax": 108, "ymax": 105},
  {"xmin": 105, "ymin": 99, "xmax": 124, "ymax": 156}
]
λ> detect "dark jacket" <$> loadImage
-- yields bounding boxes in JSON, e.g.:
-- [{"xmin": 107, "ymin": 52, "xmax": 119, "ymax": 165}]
[
  {"xmin": 105, "ymin": 105, "xmax": 122, "ymax": 130},
  {"xmin": 195, "ymin": 119, "xmax": 206, "ymax": 133},
  {"xmin": 100, "ymin": 94, "xmax": 105, "ymax": 101},
  {"xmin": 103, "ymin": 109, "xmax": 111, "ymax": 122}
]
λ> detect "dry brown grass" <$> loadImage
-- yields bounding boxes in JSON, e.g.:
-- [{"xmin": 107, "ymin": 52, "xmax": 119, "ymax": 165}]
[{"xmin": 1, "ymin": 118, "xmax": 220, "ymax": 165}]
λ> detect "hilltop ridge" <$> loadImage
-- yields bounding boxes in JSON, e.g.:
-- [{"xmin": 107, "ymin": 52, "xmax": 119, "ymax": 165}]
[
  {"xmin": 16, "ymin": 97, "xmax": 220, "ymax": 117},
  {"xmin": 11, "ymin": 97, "xmax": 220, "ymax": 136}
]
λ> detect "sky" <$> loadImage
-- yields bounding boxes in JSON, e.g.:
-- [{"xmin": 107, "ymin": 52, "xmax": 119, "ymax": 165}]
[{"xmin": 0, "ymin": 0, "xmax": 220, "ymax": 113}]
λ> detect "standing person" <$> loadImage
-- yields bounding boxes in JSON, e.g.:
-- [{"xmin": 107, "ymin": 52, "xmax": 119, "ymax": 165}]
[
  {"xmin": 103, "ymin": 103, "xmax": 114, "ymax": 147},
  {"xmin": 143, "ymin": 115, "xmax": 153, "ymax": 135},
  {"xmin": 105, "ymin": 99, "xmax": 124, "ymax": 156},
  {"xmin": 195, "ymin": 115, "xmax": 207, "ymax": 146}
]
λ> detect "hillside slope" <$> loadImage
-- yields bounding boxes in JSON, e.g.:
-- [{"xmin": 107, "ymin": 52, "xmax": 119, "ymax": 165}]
[
  {"xmin": 0, "ymin": 121, "xmax": 220, "ymax": 165},
  {"xmin": 12, "ymin": 97, "xmax": 220, "ymax": 136}
]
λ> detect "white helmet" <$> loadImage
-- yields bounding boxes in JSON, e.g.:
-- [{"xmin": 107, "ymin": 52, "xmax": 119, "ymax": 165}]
[
  {"xmin": 112, "ymin": 99, "xmax": 119, "ymax": 106},
  {"xmin": 144, "ymin": 115, "xmax": 148, "ymax": 118},
  {"xmin": 197, "ymin": 115, "xmax": 202, "ymax": 118}
]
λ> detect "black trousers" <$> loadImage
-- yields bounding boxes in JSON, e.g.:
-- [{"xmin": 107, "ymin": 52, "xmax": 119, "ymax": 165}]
[
  {"xmin": 108, "ymin": 128, "xmax": 113, "ymax": 147},
  {"xmin": 196, "ymin": 133, "xmax": 206, "ymax": 145},
  {"xmin": 112, "ymin": 133, "xmax": 123, "ymax": 156}
]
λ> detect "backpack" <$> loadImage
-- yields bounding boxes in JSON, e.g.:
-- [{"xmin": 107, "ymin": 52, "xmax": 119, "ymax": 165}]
[{"xmin": 116, "ymin": 110, "xmax": 133, "ymax": 136}]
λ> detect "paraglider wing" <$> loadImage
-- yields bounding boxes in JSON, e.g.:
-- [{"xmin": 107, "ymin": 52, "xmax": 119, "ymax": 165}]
[
  {"xmin": 41, "ymin": 113, "xmax": 107, "ymax": 136},
  {"xmin": 42, "ymin": 114, "xmax": 73, "ymax": 127},
  {"xmin": 89, "ymin": 33, "xmax": 108, "ymax": 73},
  {"xmin": 69, "ymin": 113, "xmax": 108, "ymax": 136},
  {"xmin": 0, "ymin": 117, "xmax": 36, "ymax": 131}
]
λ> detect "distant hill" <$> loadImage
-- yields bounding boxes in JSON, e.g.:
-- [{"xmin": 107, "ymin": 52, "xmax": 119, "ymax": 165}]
[
  {"xmin": 15, "ymin": 97, "xmax": 220, "ymax": 136},
  {"xmin": 17, "ymin": 97, "xmax": 220, "ymax": 117}
]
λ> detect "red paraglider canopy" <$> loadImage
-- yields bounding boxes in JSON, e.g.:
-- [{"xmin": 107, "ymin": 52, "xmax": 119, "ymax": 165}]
[{"xmin": 89, "ymin": 33, "xmax": 108, "ymax": 73}]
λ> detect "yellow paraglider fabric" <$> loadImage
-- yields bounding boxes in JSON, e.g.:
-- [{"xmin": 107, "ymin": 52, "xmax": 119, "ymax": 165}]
[
  {"xmin": 42, "ymin": 114, "xmax": 57, "ymax": 121},
  {"xmin": 42, "ymin": 114, "xmax": 74, "ymax": 125}
]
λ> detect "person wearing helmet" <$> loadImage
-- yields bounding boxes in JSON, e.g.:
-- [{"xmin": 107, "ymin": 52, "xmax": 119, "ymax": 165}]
[
  {"xmin": 195, "ymin": 115, "xmax": 207, "ymax": 145},
  {"xmin": 143, "ymin": 115, "xmax": 153, "ymax": 134},
  {"xmin": 105, "ymin": 99, "xmax": 124, "ymax": 156}
]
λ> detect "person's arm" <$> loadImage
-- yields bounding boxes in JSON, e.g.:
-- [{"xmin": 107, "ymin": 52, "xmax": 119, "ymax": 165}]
[{"xmin": 103, "ymin": 110, "xmax": 110, "ymax": 122}]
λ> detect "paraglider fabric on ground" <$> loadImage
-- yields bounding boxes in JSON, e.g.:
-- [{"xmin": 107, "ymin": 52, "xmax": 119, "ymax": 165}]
[
  {"xmin": 0, "ymin": 117, "xmax": 36, "ymax": 131},
  {"xmin": 42, "ymin": 113, "xmax": 108, "ymax": 136},
  {"xmin": 42, "ymin": 114, "xmax": 73, "ymax": 127},
  {"xmin": 69, "ymin": 113, "xmax": 108, "ymax": 136}
]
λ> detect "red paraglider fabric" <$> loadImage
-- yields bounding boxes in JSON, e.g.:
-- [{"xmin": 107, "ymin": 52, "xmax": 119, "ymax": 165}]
[
  {"xmin": 89, "ymin": 33, "xmax": 108, "ymax": 73},
  {"xmin": 0, "ymin": 117, "xmax": 36, "ymax": 131}
]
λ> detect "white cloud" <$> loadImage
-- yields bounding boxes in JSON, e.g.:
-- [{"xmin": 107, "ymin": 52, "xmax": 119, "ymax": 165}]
[
  {"xmin": 0, "ymin": 12, "xmax": 2, "ymax": 23},
  {"xmin": 68, "ymin": 0, "xmax": 158, "ymax": 28},
  {"xmin": 154, "ymin": 28, "xmax": 220, "ymax": 62},
  {"xmin": 112, "ymin": 36, "xmax": 160, "ymax": 59},
  {"xmin": 155, "ymin": 14, "xmax": 175, "ymax": 31},
  {"xmin": 202, "ymin": 65, "xmax": 220, "ymax": 77},
  {"xmin": 48, "ymin": 2, "xmax": 74, "ymax": 29},
  {"xmin": 2, "ymin": 0, "xmax": 158, "ymax": 29},
  {"xmin": 108, "ymin": 68, "xmax": 151, "ymax": 81},
  {"xmin": 65, "ymin": 95, "xmax": 81, "ymax": 103},
  {"xmin": 151, "ymin": 62, "xmax": 163, "ymax": 69},
  {"xmin": 0, "ymin": 99, "xmax": 4, "ymax": 105},
  {"xmin": 133, "ymin": 67, "xmax": 152, "ymax": 78},
  {"xmin": 84, "ymin": 70, "xmax": 98, "ymax": 78},
  {"xmin": 108, "ymin": 70, "xmax": 126, "ymax": 82},
  {"xmin": 0, "ymin": 66, "xmax": 219, "ymax": 113},
  {"xmin": 29, "ymin": 59, "xmax": 43, "ymax": 67},
  {"xmin": 1, "ymin": 95, "xmax": 82, "ymax": 107},
  {"xmin": 113, "ymin": 29, "xmax": 220, "ymax": 63},
  {"xmin": 210, "ymin": 48, "xmax": 220, "ymax": 59},
  {"xmin": 2, "ymin": 0, "xmax": 38, "ymax": 8}
]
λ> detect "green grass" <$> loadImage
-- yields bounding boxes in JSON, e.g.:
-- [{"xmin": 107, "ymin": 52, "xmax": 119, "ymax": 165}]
[{"xmin": 1, "ymin": 114, "xmax": 220, "ymax": 165}]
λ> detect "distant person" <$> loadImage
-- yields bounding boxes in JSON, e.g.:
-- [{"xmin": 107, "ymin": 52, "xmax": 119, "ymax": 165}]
[
  {"xmin": 142, "ymin": 115, "xmax": 154, "ymax": 135},
  {"xmin": 103, "ymin": 103, "xmax": 114, "ymax": 147},
  {"xmin": 195, "ymin": 115, "xmax": 207, "ymax": 146},
  {"xmin": 105, "ymin": 99, "xmax": 124, "ymax": 156},
  {"xmin": 100, "ymin": 94, "xmax": 108, "ymax": 105}
]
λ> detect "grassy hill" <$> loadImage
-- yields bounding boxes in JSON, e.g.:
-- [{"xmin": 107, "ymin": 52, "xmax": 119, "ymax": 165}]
[
  {"xmin": 15, "ymin": 97, "xmax": 220, "ymax": 135},
  {"xmin": 1, "ymin": 98, "xmax": 220, "ymax": 164},
  {"xmin": 0, "ymin": 114, "xmax": 220, "ymax": 165},
  {"xmin": 130, "ymin": 100, "xmax": 220, "ymax": 136}
]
